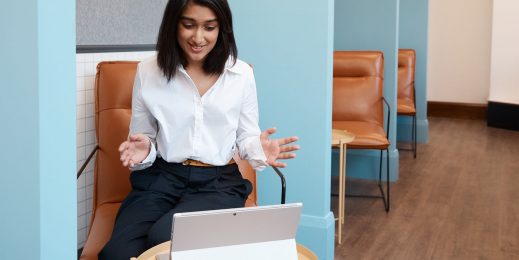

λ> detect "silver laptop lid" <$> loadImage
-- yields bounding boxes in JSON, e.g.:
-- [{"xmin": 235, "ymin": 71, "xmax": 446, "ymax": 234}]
[{"xmin": 170, "ymin": 203, "xmax": 302, "ymax": 252}]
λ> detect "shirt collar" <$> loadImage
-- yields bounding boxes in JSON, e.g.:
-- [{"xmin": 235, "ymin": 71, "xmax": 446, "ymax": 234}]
[
  {"xmin": 178, "ymin": 57, "xmax": 243, "ymax": 75},
  {"xmin": 224, "ymin": 57, "xmax": 244, "ymax": 74}
]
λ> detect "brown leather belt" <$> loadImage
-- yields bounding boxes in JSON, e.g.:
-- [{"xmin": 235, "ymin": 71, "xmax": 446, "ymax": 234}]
[{"xmin": 181, "ymin": 159, "xmax": 236, "ymax": 167}]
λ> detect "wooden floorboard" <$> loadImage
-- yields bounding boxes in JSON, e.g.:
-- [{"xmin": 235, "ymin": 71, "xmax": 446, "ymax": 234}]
[{"xmin": 332, "ymin": 117, "xmax": 519, "ymax": 260}]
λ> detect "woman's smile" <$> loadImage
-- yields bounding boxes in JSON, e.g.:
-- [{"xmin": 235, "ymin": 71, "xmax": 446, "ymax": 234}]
[{"xmin": 189, "ymin": 43, "xmax": 205, "ymax": 53}]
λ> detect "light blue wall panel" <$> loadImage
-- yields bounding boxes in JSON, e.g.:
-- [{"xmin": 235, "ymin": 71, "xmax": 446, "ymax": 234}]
[
  {"xmin": 0, "ymin": 1, "xmax": 40, "ymax": 258},
  {"xmin": 398, "ymin": 0, "xmax": 429, "ymax": 143},
  {"xmin": 0, "ymin": 0, "xmax": 76, "ymax": 259},
  {"xmin": 334, "ymin": 0, "xmax": 400, "ymax": 181},
  {"xmin": 229, "ymin": 0, "xmax": 335, "ymax": 259},
  {"xmin": 38, "ymin": 1, "xmax": 77, "ymax": 259}
]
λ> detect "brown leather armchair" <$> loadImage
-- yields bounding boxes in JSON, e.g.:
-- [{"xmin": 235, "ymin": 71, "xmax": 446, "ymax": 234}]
[
  {"xmin": 332, "ymin": 51, "xmax": 391, "ymax": 212},
  {"xmin": 397, "ymin": 49, "xmax": 417, "ymax": 158},
  {"xmin": 77, "ymin": 61, "xmax": 275, "ymax": 259}
]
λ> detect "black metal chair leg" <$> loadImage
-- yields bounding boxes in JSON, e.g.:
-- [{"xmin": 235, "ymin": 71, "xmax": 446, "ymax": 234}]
[
  {"xmin": 398, "ymin": 115, "xmax": 417, "ymax": 156},
  {"xmin": 378, "ymin": 149, "xmax": 388, "ymax": 211},
  {"xmin": 386, "ymin": 148, "xmax": 390, "ymax": 212},
  {"xmin": 378, "ymin": 150, "xmax": 383, "ymax": 185},
  {"xmin": 413, "ymin": 115, "xmax": 417, "ymax": 158},
  {"xmin": 346, "ymin": 149, "xmax": 389, "ymax": 212}
]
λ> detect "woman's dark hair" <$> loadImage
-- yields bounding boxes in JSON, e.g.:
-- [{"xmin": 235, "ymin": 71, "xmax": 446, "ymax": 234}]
[{"xmin": 156, "ymin": 0, "xmax": 238, "ymax": 81}]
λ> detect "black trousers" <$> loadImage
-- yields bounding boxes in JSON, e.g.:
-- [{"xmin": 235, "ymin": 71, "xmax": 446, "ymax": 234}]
[{"xmin": 98, "ymin": 157, "xmax": 252, "ymax": 260}]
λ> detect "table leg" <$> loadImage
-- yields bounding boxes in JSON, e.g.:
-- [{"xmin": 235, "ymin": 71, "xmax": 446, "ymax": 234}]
[
  {"xmin": 341, "ymin": 143, "xmax": 347, "ymax": 225},
  {"xmin": 337, "ymin": 141, "xmax": 344, "ymax": 244}
]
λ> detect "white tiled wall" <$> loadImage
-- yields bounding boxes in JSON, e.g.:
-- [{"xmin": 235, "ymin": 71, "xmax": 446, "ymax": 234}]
[{"xmin": 76, "ymin": 51, "xmax": 155, "ymax": 249}]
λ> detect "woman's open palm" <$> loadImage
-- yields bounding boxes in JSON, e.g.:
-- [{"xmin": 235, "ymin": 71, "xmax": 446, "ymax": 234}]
[
  {"xmin": 118, "ymin": 134, "xmax": 151, "ymax": 167},
  {"xmin": 260, "ymin": 127, "xmax": 299, "ymax": 168}
]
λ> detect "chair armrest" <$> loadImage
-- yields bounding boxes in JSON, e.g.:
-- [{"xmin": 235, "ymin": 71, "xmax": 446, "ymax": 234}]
[
  {"xmin": 382, "ymin": 97, "xmax": 391, "ymax": 139},
  {"xmin": 271, "ymin": 166, "xmax": 286, "ymax": 204},
  {"xmin": 77, "ymin": 145, "xmax": 99, "ymax": 179}
]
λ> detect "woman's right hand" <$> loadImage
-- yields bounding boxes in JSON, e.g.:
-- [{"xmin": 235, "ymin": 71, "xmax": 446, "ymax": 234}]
[{"xmin": 118, "ymin": 134, "xmax": 151, "ymax": 167}]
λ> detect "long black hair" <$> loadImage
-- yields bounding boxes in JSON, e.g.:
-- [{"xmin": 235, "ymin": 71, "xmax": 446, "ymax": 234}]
[{"xmin": 156, "ymin": 0, "xmax": 238, "ymax": 81}]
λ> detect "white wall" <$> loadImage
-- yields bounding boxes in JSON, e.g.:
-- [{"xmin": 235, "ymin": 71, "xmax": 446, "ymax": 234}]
[
  {"xmin": 489, "ymin": 0, "xmax": 519, "ymax": 105},
  {"xmin": 427, "ymin": 0, "xmax": 493, "ymax": 104}
]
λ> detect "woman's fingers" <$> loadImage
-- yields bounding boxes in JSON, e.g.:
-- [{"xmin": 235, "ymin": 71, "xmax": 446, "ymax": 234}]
[
  {"xmin": 120, "ymin": 145, "xmax": 130, "ymax": 160},
  {"xmin": 118, "ymin": 141, "xmax": 130, "ymax": 152},
  {"xmin": 277, "ymin": 153, "xmax": 296, "ymax": 160},
  {"xmin": 123, "ymin": 153, "xmax": 132, "ymax": 166},
  {"xmin": 121, "ymin": 152, "xmax": 131, "ymax": 167},
  {"xmin": 277, "ymin": 136, "xmax": 299, "ymax": 145},
  {"xmin": 279, "ymin": 145, "xmax": 300, "ymax": 153},
  {"xmin": 119, "ymin": 140, "xmax": 136, "ymax": 167},
  {"xmin": 270, "ymin": 161, "xmax": 287, "ymax": 168},
  {"xmin": 260, "ymin": 127, "xmax": 277, "ymax": 140},
  {"xmin": 265, "ymin": 127, "xmax": 277, "ymax": 135}
]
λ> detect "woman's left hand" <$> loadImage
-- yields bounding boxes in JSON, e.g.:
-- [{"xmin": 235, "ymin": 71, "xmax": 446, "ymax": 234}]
[{"xmin": 260, "ymin": 127, "xmax": 300, "ymax": 168}]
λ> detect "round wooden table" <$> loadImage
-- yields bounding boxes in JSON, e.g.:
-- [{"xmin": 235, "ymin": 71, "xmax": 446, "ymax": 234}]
[{"xmin": 131, "ymin": 241, "xmax": 318, "ymax": 260}]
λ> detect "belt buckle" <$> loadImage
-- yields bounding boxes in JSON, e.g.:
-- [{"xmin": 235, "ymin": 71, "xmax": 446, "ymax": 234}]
[{"xmin": 182, "ymin": 160, "xmax": 191, "ymax": 166}]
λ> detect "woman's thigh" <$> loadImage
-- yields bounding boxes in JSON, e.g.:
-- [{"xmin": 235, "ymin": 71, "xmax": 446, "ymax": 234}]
[
  {"xmin": 99, "ymin": 190, "xmax": 178, "ymax": 260},
  {"xmin": 113, "ymin": 158, "xmax": 192, "ymax": 229},
  {"xmin": 146, "ymin": 164, "xmax": 252, "ymax": 246},
  {"xmin": 100, "ymin": 161, "xmax": 189, "ymax": 259}
]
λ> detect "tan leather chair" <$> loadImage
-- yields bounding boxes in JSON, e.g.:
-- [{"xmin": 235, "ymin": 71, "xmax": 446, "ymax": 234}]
[
  {"xmin": 397, "ymin": 49, "xmax": 417, "ymax": 158},
  {"xmin": 77, "ymin": 61, "xmax": 259, "ymax": 260},
  {"xmin": 332, "ymin": 51, "xmax": 391, "ymax": 212}
]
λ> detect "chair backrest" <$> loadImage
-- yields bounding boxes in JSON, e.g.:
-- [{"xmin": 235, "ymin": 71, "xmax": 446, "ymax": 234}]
[
  {"xmin": 94, "ymin": 61, "xmax": 136, "ymax": 208},
  {"xmin": 397, "ymin": 49, "xmax": 416, "ymax": 103},
  {"xmin": 93, "ymin": 61, "xmax": 257, "ymax": 209},
  {"xmin": 332, "ymin": 51, "xmax": 385, "ymax": 125}
]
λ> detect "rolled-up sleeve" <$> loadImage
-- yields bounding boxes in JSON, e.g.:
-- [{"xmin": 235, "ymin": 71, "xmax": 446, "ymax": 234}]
[
  {"xmin": 128, "ymin": 64, "xmax": 158, "ymax": 171},
  {"xmin": 236, "ymin": 69, "xmax": 268, "ymax": 171}
]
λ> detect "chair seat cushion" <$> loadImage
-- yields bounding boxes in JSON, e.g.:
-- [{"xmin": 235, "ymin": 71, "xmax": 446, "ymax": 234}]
[
  {"xmin": 80, "ymin": 203, "xmax": 121, "ymax": 260},
  {"xmin": 332, "ymin": 121, "xmax": 390, "ymax": 149},
  {"xmin": 397, "ymin": 98, "xmax": 416, "ymax": 115},
  {"xmin": 245, "ymin": 198, "xmax": 256, "ymax": 207}
]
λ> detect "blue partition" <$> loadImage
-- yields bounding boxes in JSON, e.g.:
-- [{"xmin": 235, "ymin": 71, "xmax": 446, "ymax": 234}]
[
  {"xmin": 229, "ymin": 0, "xmax": 335, "ymax": 259},
  {"xmin": 0, "ymin": 0, "xmax": 76, "ymax": 259},
  {"xmin": 398, "ymin": 0, "xmax": 429, "ymax": 143},
  {"xmin": 334, "ymin": 0, "xmax": 401, "ymax": 181}
]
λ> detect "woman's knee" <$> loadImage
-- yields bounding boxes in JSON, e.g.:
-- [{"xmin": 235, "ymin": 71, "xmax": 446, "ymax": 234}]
[
  {"xmin": 147, "ymin": 215, "xmax": 173, "ymax": 247},
  {"xmin": 98, "ymin": 236, "xmax": 146, "ymax": 260},
  {"xmin": 98, "ymin": 240, "xmax": 121, "ymax": 260}
]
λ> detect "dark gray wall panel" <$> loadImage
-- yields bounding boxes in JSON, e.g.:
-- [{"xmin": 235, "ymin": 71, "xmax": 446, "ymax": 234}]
[{"xmin": 77, "ymin": 0, "xmax": 168, "ymax": 45}]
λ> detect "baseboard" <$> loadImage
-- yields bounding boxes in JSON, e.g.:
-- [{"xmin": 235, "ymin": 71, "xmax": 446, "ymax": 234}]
[
  {"xmin": 331, "ymin": 148, "xmax": 399, "ymax": 182},
  {"xmin": 487, "ymin": 101, "xmax": 519, "ymax": 131},
  {"xmin": 396, "ymin": 117, "xmax": 429, "ymax": 143},
  {"xmin": 428, "ymin": 101, "xmax": 487, "ymax": 120},
  {"xmin": 297, "ymin": 212, "xmax": 335, "ymax": 260}
]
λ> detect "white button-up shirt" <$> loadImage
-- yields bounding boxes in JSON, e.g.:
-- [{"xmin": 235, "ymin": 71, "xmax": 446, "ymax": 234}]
[{"xmin": 130, "ymin": 56, "xmax": 267, "ymax": 171}]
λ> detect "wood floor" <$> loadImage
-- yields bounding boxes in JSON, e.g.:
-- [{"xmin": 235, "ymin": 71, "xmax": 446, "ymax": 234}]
[{"xmin": 332, "ymin": 117, "xmax": 519, "ymax": 260}]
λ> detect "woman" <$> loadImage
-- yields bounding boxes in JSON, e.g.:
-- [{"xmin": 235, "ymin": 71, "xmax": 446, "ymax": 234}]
[{"xmin": 98, "ymin": 0, "xmax": 299, "ymax": 259}]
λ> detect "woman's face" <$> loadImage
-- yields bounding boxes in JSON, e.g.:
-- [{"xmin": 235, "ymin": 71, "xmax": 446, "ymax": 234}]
[{"xmin": 177, "ymin": 3, "xmax": 220, "ymax": 67}]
